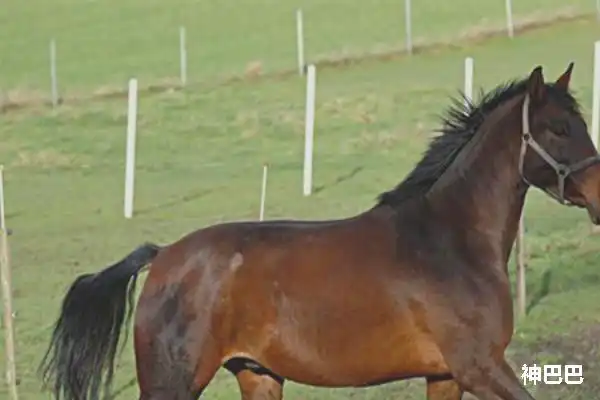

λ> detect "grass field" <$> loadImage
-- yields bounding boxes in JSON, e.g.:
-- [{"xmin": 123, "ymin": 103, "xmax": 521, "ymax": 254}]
[
  {"xmin": 1, "ymin": 1, "xmax": 600, "ymax": 399},
  {"xmin": 0, "ymin": 0, "xmax": 597, "ymax": 101}
]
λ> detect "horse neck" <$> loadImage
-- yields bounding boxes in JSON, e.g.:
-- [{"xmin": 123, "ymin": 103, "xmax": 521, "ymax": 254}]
[{"xmin": 426, "ymin": 94, "xmax": 528, "ymax": 266}]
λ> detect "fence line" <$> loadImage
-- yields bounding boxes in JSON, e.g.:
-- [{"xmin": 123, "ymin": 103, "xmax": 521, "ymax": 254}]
[{"xmin": 0, "ymin": 6, "xmax": 593, "ymax": 111}]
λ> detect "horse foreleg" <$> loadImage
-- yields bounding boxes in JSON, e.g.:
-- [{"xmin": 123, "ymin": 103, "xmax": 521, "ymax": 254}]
[
  {"xmin": 426, "ymin": 376, "xmax": 463, "ymax": 400},
  {"xmin": 487, "ymin": 360, "xmax": 536, "ymax": 400},
  {"xmin": 452, "ymin": 359, "xmax": 534, "ymax": 400},
  {"xmin": 234, "ymin": 369, "xmax": 284, "ymax": 400}
]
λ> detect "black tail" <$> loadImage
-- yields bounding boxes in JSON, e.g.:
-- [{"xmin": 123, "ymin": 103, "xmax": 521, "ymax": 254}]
[{"xmin": 39, "ymin": 242, "xmax": 161, "ymax": 400}]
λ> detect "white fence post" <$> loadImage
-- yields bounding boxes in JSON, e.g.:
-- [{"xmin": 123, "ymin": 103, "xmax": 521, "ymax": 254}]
[
  {"xmin": 592, "ymin": 41, "xmax": 600, "ymax": 148},
  {"xmin": 50, "ymin": 39, "xmax": 59, "ymax": 107},
  {"xmin": 124, "ymin": 78, "xmax": 138, "ymax": 219},
  {"xmin": 303, "ymin": 65, "xmax": 316, "ymax": 196},
  {"xmin": 179, "ymin": 26, "xmax": 188, "ymax": 86},
  {"xmin": 464, "ymin": 57, "xmax": 474, "ymax": 107},
  {"xmin": 505, "ymin": 0, "xmax": 514, "ymax": 38},
  {"xmin": 404, "ymin": 0, "xmax": 413, "ymax": 54},
  {"xmin": 259, "ymin": 164, "xmax": 268, "ymax": 221},
  {"xmin": 516, "ymin": 210, "xmax": 526, "ymax": 319},
  {"xmin": 296, "ymin": 9, "xmax": 305, "ymax": 76},
  {"xmin": 0, "ymin": 166, "xmax": 19, "ymax": 400}
]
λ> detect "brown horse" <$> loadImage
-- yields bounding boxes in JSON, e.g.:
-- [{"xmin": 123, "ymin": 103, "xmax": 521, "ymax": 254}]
[{"xmin": 40, "ymin": 63, "xmax": 600, "ymax": 400}]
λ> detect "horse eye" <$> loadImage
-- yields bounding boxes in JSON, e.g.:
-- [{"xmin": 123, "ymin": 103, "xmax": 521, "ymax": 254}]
[{"xmin": 550, "ymin": 121, "xmax": 568, "ymax": 137}]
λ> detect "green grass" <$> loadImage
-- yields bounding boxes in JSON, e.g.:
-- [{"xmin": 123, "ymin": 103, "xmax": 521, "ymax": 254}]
[
  {"xmin": 0, "ymin": 0, "xmax": 596, "ymax": 96},
  {"xmin": 1, "ymin": 2, "xmax": 600, "ymax": 400}
]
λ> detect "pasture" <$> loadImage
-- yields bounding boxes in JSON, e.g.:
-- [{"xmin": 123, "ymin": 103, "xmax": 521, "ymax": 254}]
[{"xmin": 1, "ymin": 0, "xmax": 600, "ymax": 399}]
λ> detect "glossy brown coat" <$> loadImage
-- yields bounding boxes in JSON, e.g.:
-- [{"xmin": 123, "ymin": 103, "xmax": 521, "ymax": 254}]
[{"xmin": 40, "ymin": 64, "xmax": 600, "ymax": 400}]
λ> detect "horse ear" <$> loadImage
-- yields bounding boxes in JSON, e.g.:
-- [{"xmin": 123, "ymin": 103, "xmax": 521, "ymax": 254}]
[
  {"xmin": 526, "ymin": 65, "xmax": 546, "ymax": 103},
  {"xmin": 555, "ymin": 62, "xmax": 574, "ymax": 90}
]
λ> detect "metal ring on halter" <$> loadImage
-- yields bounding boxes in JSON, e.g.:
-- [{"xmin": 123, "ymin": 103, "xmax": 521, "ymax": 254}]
[{"xmin": 519, "ymin": 94, "xmax": 600, "ymax": 205}]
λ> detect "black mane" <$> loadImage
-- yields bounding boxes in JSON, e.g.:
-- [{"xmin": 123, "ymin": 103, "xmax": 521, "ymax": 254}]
[{"xmin": 376, "ymin": 77, "xmax": 581, "ymax": 207}]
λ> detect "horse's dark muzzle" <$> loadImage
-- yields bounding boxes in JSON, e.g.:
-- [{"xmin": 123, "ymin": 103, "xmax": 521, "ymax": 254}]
[{"xmin": 586, "ymin": 201, "xmax": 600, "ymax": 225}]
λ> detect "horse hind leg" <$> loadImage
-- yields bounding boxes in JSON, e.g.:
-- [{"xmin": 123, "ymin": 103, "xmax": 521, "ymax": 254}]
[
  {"xmin": 225, "ymin": 358, "xmax": 284, "ymax": 400},
  {"xmin": 134, "ymin": 297, "xmax": 222, "ymax": 399},
  {"xmin": 135, "ymin": 329, "xmax": 222, "ymax": 400}
]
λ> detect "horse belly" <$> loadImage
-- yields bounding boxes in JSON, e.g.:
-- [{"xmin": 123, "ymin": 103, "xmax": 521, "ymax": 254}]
[{"xmin": 262, "ymin": 298, "xmax": 450, "ymax": 387}]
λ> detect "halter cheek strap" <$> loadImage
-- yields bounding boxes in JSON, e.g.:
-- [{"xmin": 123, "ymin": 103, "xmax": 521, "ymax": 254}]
[{"xmin": 518, "ymin": 94, "xmax": 600, "ymax": 205}]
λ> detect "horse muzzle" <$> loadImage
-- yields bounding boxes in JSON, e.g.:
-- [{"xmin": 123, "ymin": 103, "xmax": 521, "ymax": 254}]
[{"xmin": 585, "ymin": 200, "xmax": 600, "ymax": 225}]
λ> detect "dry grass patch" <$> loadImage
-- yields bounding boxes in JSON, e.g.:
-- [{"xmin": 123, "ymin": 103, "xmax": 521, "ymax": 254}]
[{"xmin": 12, "ymin": 149, "xmax": 84, "ymax": 170}]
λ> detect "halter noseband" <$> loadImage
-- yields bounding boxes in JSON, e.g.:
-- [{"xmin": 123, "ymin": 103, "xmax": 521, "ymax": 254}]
[{"xmin": 519, "ymin": 94, "xmax": 600, "ymax": 205}]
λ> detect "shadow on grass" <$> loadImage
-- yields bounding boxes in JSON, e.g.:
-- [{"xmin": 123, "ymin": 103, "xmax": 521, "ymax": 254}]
[
  {"xmin": 109, "ymin": 377, "xmax": 137, "ymax": 399},
  {"xmin": 135, "ymin": 189, "xmax": 213, "ymax": 216},
  {"xmin": 526, "ymin": 269, "xmax": 553, "ymax": 314},
  {"xmin": 314, "ymin": 166, "xmax": 363, "ymax": 195}
]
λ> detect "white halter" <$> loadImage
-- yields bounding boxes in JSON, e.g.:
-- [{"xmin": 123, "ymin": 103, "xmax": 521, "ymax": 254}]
[{"xmin": 518, "ymin": 94, "xmax": 600, "ymax": 205}]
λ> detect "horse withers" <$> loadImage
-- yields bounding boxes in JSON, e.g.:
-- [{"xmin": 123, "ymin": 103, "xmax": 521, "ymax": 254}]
[{"xmin": 40, "ymin": 63, "xmax": 600, "ymax": 400}]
